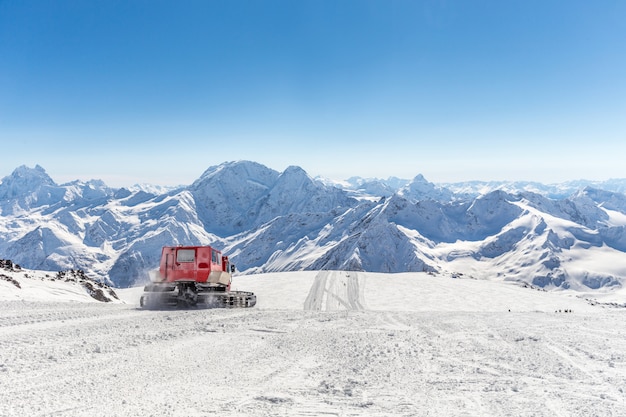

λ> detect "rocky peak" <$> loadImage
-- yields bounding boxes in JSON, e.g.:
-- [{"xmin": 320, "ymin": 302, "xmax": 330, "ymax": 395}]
[{"xmin": 0, "ymin": 165, "xmax": 56, "ymax": 199}]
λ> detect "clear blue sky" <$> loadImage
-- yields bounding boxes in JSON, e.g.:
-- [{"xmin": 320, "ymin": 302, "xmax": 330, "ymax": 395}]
[{"xmin": 1, "ymin": 0, "xmax": 625, "ymax": 187}]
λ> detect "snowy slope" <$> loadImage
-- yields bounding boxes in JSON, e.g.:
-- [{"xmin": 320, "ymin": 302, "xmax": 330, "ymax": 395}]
[
  {"xmin": 0, "ymin": 260, "xmax": 121, "ymax": 303},
  {"xmin": 1, "ymin": 270, "xmax": 625, "ymax": 416},
  {"xmin": 3, "ymin": 264, "xmax": 607, "ymax": 311},
  {"xmin": 230, "ymin": 271, "xmax": 606, "ymax": 312}
]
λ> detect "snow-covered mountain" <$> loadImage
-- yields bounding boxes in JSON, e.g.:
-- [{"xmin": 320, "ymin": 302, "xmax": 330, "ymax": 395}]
[
  {"xmin": 440, "ymin": 178, "xmax": 626, "ymax": 199},
  {"xmin": 1, "ymin": 161, "xmax": 626, "ymax": 293},
  {"xmin": 325, "ymin": 175, "xmax": 626, "ymax": 200}
]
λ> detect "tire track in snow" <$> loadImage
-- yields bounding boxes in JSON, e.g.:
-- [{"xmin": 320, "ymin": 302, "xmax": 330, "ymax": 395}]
[
  {"xmin": 346, "ymin": 272, "xmax": 365, "ymax": 311},
  {"xmin": 303, "ymin": 271, "xmax": 329, "ymax": 310},
  {"xmin": 303, "ymin": 271, "xmax": 365, "ymax": 311}
]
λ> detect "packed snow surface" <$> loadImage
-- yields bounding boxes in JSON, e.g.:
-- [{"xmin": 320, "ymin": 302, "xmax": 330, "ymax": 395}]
[{"xmin": 1, "ymin": 271, "xmax": 625, "ymax": 416}]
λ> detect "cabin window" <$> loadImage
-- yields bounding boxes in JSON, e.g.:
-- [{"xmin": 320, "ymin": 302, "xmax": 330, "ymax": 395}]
[
  {"xmin": 211, "ymin": 250, "xmax": 219, "ymax": 264},
  {"xmin": 176, "ymin": 249, "xmax": 195, "ymax": 263}
]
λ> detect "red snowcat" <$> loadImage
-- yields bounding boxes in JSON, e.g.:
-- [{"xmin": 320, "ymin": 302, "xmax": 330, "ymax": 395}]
[{"xmin": 140, "ymin": 245, "xmax": 256, "ymax": 308}]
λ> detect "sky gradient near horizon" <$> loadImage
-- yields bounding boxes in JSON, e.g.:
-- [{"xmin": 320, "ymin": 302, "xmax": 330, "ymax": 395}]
[{"xmin": 1, "ymin": 0, "xmax": 625, "ymax": 187}]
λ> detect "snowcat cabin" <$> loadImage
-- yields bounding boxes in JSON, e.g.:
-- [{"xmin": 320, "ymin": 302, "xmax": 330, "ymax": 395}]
[
  {"xmin": 142, "ymin": 245, "xmax": 255, "ymax": 309},
  {"xmin": 159, "ymin": 246, "xmax": 232, "ymax": 287}
]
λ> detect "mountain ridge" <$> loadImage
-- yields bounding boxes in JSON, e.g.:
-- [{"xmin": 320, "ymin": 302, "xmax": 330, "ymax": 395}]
[{"xmin": 1, "ymin": 161, "xmax": 626, "ymax": 293}]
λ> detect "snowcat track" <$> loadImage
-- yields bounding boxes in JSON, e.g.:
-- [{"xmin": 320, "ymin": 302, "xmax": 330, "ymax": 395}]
[
  {"xmin": 140, "ymin": 290, "xmax": 256, "ymax": 309},
  {"xmin": 199, "ymin": 291, "xmax": 257, "ymax": 308}
]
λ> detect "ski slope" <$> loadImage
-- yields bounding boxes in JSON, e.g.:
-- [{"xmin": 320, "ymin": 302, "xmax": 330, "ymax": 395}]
[{"xmin": 0, "ymin": 271, "xmax": 625, "ymax": 416}]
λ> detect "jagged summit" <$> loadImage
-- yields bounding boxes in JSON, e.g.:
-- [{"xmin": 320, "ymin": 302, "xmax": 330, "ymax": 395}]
[
  {"xmin": 399, "ymin": 174, "xmax": 454, "ymax": 202},
  {"xmin": 0, "ymin": 164, "xmax": 56, "ymax": 199},
  {"xmin": 194, "ymin": 160, "xmax": 277, "ymax": 184}
]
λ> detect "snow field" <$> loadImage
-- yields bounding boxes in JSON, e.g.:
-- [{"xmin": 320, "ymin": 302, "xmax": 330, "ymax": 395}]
[
  {"xmin": 232, "ymin": 271, "xmax": 601, "ymax": 312},
  {"xmin": 1, "ymin": 303, "xmax": 624, "ymax": 416},
  {"xmin": 1, "ymin": 271, "xmax": 625, "ymax": 416}
]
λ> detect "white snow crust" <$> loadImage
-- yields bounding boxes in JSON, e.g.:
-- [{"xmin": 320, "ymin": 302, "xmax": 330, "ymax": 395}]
[{"xmin": 1, "ymin": 271, "xmax": 625, "ymax": 416}]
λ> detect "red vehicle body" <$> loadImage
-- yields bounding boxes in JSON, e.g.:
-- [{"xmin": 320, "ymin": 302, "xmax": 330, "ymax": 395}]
[
  {"xmin": 157, "ymin": 245, "xmax": 234, "ymax": 289},
  {"xmin": 141, "ymin": 245, "xmax": 255, "ymax": 308}
]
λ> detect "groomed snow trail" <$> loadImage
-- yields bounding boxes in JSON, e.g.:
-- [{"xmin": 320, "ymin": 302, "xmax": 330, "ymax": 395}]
[{"xmin": 1, "ymin": 300, "xmax": 625, "ymax": 416}]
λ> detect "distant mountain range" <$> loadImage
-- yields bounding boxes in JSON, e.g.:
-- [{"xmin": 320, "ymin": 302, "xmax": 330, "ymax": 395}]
[{"xmin": 1, "ymin": 162, "xmax": 626, "ymax": 292}]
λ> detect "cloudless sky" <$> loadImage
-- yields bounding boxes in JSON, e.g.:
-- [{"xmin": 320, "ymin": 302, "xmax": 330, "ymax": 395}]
[{"xmin": 1, "ymin": 0, "xmax": 625, "ymax": 187}]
